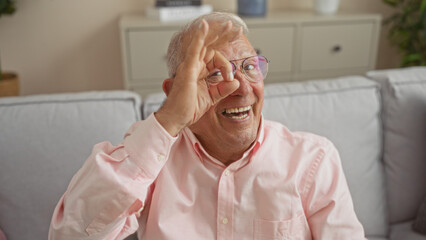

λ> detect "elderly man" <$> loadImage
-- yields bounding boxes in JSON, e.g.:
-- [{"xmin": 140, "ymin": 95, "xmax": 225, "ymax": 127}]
[{"xmin": 49, "ymin": 12, "xmax": 366, "ymax": 239}]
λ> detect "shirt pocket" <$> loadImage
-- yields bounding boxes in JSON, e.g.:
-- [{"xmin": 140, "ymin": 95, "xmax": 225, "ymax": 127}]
[{"xmin": 253, "ymin": 215, "xmax": 310, "ymax": 240}]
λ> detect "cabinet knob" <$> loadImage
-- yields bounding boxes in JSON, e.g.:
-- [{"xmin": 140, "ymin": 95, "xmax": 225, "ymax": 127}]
[
  {"xmin": 255, "ymin": 48, "xmax": 262, "ymax": 55},
  {"xmin": 332, "ymin": 45, "xmax": 342, "ymax": 53}
]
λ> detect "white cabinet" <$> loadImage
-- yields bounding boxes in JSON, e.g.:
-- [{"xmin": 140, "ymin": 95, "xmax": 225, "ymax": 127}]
[
  {"xmin": 301, "ymin": 23, "xmax": 375, "ymax": 71},
  {"xmin": 248, "ymin": 25, "xmax": 295, "ymax": 83},
  {"xmin": 120, "ymin": 12, "xmax": 381, "ymax": 98}
]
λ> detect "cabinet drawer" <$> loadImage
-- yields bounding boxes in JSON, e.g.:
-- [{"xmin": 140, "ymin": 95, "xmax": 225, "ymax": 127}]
[
  {"xmin": 248, "ymin": 25, "xmax": 294, "ymax": 74},
  {"xmin": 127, "ymin": 29, "xmax": 177, "ymax": 82},
  {"xmin": 300, "ymin": 22, "xmax": 374, "ymax": 71}
]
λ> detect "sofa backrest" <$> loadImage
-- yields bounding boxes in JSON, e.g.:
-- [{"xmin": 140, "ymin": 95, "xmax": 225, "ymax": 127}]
[
  {"xmin": 368, "ymin": 67, "xmax": 426, "ymax": 224},
  {"xmin": 0, "ymin": 91, "xmax": 141, "ymax": 240},
  {"xmin": 143, "ymin": 76, "xmax": 388, "ymax": 238}
]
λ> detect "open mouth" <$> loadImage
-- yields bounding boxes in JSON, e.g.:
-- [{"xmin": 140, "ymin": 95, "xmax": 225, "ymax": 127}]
[{"xmin": 222, "ymin": 105, "xmax": 252, "ymax": 120}]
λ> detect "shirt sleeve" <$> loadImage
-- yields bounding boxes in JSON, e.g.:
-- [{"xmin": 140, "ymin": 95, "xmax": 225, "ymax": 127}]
[
  {"xmin": 302, "ymin": 142, "xmax": 367, "ymax": 240},
  {"xmin": 49, "ymin": 114, "xmax": 177, "ymax": 240}
]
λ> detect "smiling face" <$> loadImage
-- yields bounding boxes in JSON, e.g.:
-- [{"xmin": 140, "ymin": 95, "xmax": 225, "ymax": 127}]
[{"xmin": 189, "ymin": 33, "xmax": 264, "ymax": 163}]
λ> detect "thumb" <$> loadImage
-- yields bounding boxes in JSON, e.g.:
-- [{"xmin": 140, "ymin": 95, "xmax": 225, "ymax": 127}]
[{"xmin": 209, "ymin": 79, "xmax": 240, "ymax": 104}]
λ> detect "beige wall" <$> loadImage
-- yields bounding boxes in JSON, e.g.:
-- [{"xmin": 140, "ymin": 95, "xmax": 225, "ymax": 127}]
[{"xmin": 0, "ymin": 0, "xmax": 399, "ymax": 96}]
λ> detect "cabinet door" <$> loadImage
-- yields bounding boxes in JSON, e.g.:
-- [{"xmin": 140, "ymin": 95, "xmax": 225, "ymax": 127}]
[
  {"xmin": 300, "ymin": 22, "xmax": 374, "ymax": 71},
  {"xmin": 127, "ymin": 28, "xmax": 177, "ymax": 83},
  {"xmin": 248, "ymin": 25, "xmax": 294, "ymax": 78}
]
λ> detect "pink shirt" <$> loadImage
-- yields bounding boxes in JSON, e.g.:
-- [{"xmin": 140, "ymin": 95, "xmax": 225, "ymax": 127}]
[{"xmin": 49, "ymin": 114, "xmax": 366, "ymax": 240}]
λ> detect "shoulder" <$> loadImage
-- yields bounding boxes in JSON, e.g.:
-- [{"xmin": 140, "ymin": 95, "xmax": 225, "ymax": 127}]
[
  {"xmin": 260, "ymin": 119, "xmax": 338, "ymax": 175},
  {"xmin": 261, "ymin": 120, "xmax": 343, "ymax": 199},
  {"xmin": 263, "ymin": 120, "xmax": 333, "ymax": 151}
]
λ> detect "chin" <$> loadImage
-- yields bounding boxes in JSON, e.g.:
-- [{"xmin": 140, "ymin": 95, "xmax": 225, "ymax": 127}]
[{"xmin": 221, "ymin": 128, "xmax": 257, "ymax": 148}]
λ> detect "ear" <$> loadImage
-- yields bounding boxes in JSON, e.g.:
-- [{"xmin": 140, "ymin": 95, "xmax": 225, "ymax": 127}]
[{"xmin": 162, "ymin": 78, "xmax": 173, "ymax": 96}]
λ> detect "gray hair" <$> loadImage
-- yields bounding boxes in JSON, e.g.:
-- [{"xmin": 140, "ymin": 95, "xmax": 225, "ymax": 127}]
[{"xmin": 166, "ymin": 12, "xmax": 249, "ymax": 78}]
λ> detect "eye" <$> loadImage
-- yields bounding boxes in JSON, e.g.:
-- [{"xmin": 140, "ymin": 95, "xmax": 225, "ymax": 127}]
[
  {"xmin": 206, "ymin": 71, "xmax": 224, "ymax": 84},
  {"xmin": 244, "ymin": 64, "xmax": 255, "ymax": 71},
  {"xmin": 245, "ymin": 62, "xmax": 260, "ymax": 72},
  {"xmin": 210, "ymin": 71, "xmax": 222, "ymax": 77}
]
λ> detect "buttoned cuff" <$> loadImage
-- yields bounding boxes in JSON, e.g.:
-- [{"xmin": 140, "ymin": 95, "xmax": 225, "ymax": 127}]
[{"xmin": 123, "ymin": 113, "xmax": 178, "ymax": 178}]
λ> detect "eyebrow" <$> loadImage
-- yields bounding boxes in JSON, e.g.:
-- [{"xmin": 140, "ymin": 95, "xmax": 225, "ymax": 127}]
[
  {"xmin": 230, "ymin": 54, "xmax": 258, "ymax": 62},
  {"xmin": 229, "ymin": 49, "xmax": 257, "ymax": 62}
]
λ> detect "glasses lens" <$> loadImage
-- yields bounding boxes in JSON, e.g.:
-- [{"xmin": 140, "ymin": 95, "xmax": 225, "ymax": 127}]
[
  {"xmin": 243, "ymin": 55, "xmax": 268, "ymax": 82},
  {"xmin": 205, "ymin": 55, "xmax": 268, "ymax": 85}
]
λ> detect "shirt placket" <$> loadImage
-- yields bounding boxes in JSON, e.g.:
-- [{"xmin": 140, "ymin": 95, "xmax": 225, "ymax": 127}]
[{"xmin": 217, "ymin": 167, "xmax": 235, "ymax": 240}]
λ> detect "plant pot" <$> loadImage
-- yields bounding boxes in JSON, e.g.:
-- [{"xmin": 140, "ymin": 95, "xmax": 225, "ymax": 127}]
[
  {"xmin": 238, "ymin": 0, "xmax": 267, "ymax": 17},
  {"xmin": 0, "ymin": 72, "xmax": 20, "ymax": 97},
  {"xmin": 314, "ymin": 0, "xmax": 340, "ymax": 15}
]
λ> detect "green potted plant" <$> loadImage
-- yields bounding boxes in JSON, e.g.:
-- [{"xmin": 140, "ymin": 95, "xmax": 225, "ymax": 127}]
[
  {"xmin": 0, "ymin": 0, "xmax": 19, "ymax": 96},
  {"xmin": 383, "ymin": 0, "xmax": 426, "ymax": 67}
]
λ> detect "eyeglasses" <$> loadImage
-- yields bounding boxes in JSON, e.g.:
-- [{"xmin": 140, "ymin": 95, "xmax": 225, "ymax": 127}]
[{"xmin": 206, "ymin": 55, "xmax": 269, "ymax": 85}]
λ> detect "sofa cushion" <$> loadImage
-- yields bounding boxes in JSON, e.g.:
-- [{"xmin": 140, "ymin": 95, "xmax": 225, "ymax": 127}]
[
  {"xmin": 390, "ymin": 221, "xmax": 426, "ymax": 240},
  {"xmin": 367, "ymin": 67, "xmax": 426, "ymax": 224},
  {"xmin": 0, "ymin": 91, "xmax": 141, "ymax": 240},
  {"xmin": 413, "ymin": 196, "xmax": 426, "ymax": 235},
  {"xmin": 143, "ymin": 92, "xmax": 166, "ymax": 119},
  {"xmin": 262, "ymin": 76, "xmax": 387, "ymax": 237}
]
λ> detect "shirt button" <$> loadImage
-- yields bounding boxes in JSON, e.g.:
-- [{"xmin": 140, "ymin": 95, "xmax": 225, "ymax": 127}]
[
  {"xmin": 222, "ymin": 217, "xmax": 228, "ymax": 224},
  {"xmin": 157, "ymin": 154, "xmax": 165, "ymax": 162},
  {"xmin": 224, "ymin": 170, "xmax": 231, "ymax": 176}
]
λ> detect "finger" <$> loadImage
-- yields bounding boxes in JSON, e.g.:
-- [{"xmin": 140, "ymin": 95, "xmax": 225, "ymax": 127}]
[
  {"xmin": 206, "ymin": 24, "xmax": 244, "ymax": 52},
  {"xmin": 209, "ymin": 80, "xmax": 240, "ymax": 104},
  {"xmin": 211, "ymin": 26, "xmax": 242, "ymax": 48},
  {"xmin": 231, "ymin": 26, "xmax": 243, "ymax": 42},
  {"xmin": 199, "ymin": 46, "xmax": 207, "ymax": 62},
  {"xmin": 204, "ymin": 35, "xmax": 219, "ymax": 48},
  {"xmin": 219, "ymin": 20, "xmax": 233, "ymax": 35},
  {"xmin": 211, "ymin": 51, "xmax": 234, "ymax": 82},
  {"xmin": 184, "ymin": 19, "xmax": 208, "ymax": 63},
  {"xmin": 201, "ymin": 21, "xmax": 240, "ymax": 66},
  {"xmin": 204, "ymin": 20, "xmax": 232, "ymax": 47}
]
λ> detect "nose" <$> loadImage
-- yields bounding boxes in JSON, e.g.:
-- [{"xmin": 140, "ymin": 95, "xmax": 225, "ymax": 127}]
[{"xmin": 230, "ymin": 69, "xmax": 252, "ymax": 96}]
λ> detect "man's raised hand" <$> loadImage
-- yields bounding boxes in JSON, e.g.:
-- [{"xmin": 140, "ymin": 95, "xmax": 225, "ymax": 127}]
[{"xmin": 155, "ymin": 19, "xmax": 242, "ymax": 136}]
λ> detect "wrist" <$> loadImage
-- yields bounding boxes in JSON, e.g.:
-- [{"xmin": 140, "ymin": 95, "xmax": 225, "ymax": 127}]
[{"xmin": 154, "ymin": 108, "xmax": 186, "ymax": 137}]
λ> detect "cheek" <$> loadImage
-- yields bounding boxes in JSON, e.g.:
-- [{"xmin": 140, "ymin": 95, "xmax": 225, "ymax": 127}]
[
  {"xmin": 190, "ymin": 107, "xmax": 219, "ymax": 135},
  {"xmin": 208, "ymin": 106, "xmax": 222, "ymax": 123},
  {"xmin": 253, "ymin": 84, "xmax": 264, "ymax": 110},
  {"xmin": 195, "ymin": 107, "xmax": 218, "ymax": 125}
]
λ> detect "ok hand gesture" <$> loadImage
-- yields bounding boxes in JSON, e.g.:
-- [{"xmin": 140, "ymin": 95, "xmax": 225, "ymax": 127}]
[{"xmin": 155, "ymin": 19, "xmax": 242, "ymax": 136}]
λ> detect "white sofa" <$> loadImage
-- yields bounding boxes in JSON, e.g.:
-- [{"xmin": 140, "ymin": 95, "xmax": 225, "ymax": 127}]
[{"xmin": 0, "ymin": 67, "xmax": 425, "ymax": 239}]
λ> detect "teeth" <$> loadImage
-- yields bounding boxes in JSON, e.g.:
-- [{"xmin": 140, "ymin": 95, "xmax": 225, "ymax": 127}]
[
  {"xmin": 224, "ymin": 105, "xmax": 251, "ymax": 114},
  {"xmin": 228, "ymin": 113, "xmax": 248, "ymax": 119}
]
